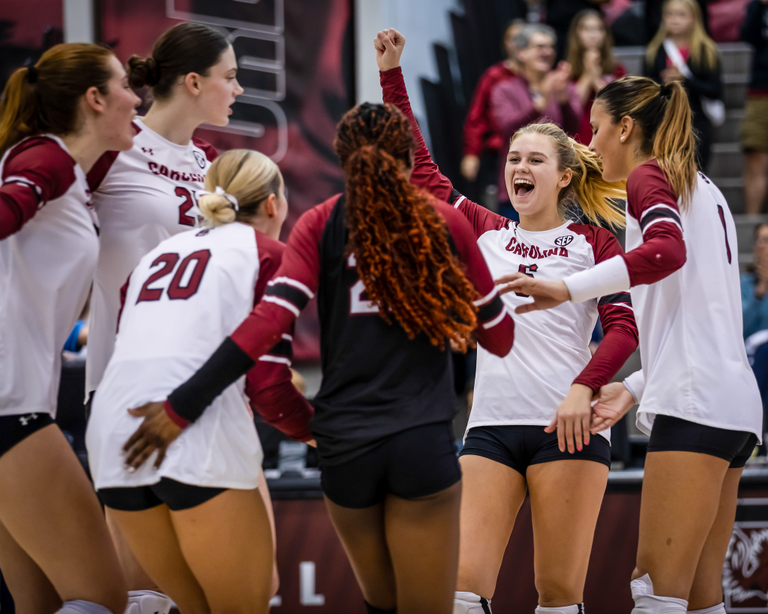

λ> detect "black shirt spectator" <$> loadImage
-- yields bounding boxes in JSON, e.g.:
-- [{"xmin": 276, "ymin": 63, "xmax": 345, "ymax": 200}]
[{"xmin": 545, "ymin": 0, "xmax": 610, "ymax": 61}]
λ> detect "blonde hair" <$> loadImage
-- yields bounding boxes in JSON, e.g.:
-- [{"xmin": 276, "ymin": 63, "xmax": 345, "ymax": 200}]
[
  {"xmin": 567, "ymin": 10, "xmax": 616, "ymax": 81},
  {"xmin": 510, "ymin": 122, "xmax": 627, "ymax": 228},
  {"xmin": 198, "ymin": 149, "xmax": 282, "ymax": 227},
  {"xmin": 596, "ymin": 75, "xmax": 697, "ymax": 209},
  {"xmin": 646, "ymin": 0, "xmax": 719, "ymax": 71}
]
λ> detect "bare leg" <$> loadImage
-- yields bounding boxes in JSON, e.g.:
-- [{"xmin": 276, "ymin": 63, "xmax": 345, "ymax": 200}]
[
  {"xmin": 172, "ymin": 488, "xmax": 273, "ymax": 614},
  {"xmin": 687, "ymin": 467, "xmax": 743, "ymax": 610},
  {"xmin": 0, "ymin": 518, "xmax": 61, "ymax": 614},
  {"xmin": 105, "ymin": 510, "xmax": 159, "ymax": 591},
  {"xmin": 257, "ymin": 468, "xmax": 280, "ymax": 598},
  {"xmin": 744, "ymin": 151, "xmax": 768, "ymax": 215},
  {"xmin": 108, "ymin": 505, "xmax": 209, "ymax": 614},
  {"xmin": 456, "ymin": 455, "xmax": 527, "ymax": 599},
  {"xmin": 324, "ymin": 498, "xmax": 397, "ymax": 611},
  {"xmin": 633, "ymin": 451, "xmax": 730, "ymax": 599},
  {"xmin": 527, "ymin": 460, "xmax": 609, "ymax": 607},
  {"xmin": 0, "ymin": 425, "xmax": 126, "ymax": 614},
  {"xmin": 384, "ymin": 482, "xmax": 463, "ymax": 614}
]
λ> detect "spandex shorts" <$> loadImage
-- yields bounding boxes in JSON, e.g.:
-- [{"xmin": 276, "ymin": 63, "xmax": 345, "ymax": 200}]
[
  {"xmin": 0, "ymin": 413, "xmax": 54, "ymax": 459},
  {"xmin": 460, "ymin": 424, "xmax": 611, "ymax": 476},
  {"xmin": 648, "ymin": 415, "xmax": 757, "ymax": 468},
  {"xmin": 320, "ymin": 421, "xmax": 461, "ymax": 509},
  {"xmin": 98, "ymin": 478, "xmax": 227, "ymax": 512}
]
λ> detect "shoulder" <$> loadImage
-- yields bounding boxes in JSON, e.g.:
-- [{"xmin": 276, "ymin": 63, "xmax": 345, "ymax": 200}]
[
  {"xmin": 4, "ymin": 136, "xmax": 77, "ymax": 197},
  {"xmin": 432, "ymin": 198, "xmax": 475, "ymax": 239},
  {"xmin": 254, "ymin": 229, "xmax": 286, "ymax": 261},
  {"xmin": 292, "ymin": 194, "xmax": 341, "ymax": 242},
  {"xmin": 87, "ymin": 150, "xmax": 120, "ymax": 191},
  {"xmin": 192, "ymin": 137, "xmax": 218, "ymax": 162},
  {"xmin": 568, "ymin": 223, "xmax": 623, "ymax": 259},
  {"xmin": 627, "ymin": 160, "xmax": 671, "ymax": 193}
]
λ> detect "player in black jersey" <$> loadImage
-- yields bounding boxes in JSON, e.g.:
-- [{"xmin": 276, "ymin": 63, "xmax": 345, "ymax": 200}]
[{"xmin": 120, "ymin": 103, "xmax": 515, "ymax": 614}]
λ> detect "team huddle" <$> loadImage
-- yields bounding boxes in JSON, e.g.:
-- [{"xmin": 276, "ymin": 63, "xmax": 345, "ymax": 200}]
[{"xmin": 0, "ymin": 19, "xmax": 760, "ymax": 614}]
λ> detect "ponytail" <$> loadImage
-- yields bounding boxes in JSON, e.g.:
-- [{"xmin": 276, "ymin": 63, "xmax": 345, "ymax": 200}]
[
  {"xmin": 596, "ymin": 75, "xmax": 697, "ymax": 209},
  {"xmin": 510, "ymin": 122, "xmax": 626, "ymax": 228},
  {"xmin": 335, "ymin": 103, "xmax": 478, "ymax": 351},
  {"xmin": 0, "ymin": 43, "xmax": 113, "ymax": 157},
  {"xmin": 198, "ymin": 149, "xmax": 282, "ymax": 227}
]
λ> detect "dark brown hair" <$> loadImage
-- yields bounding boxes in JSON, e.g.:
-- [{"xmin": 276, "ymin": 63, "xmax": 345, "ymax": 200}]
[
  {"xmin": 334, "ymin": 103, "xmax": 478, "ymax": 351},
  {"xmin": 0, "ymin": 43, "xmax": 113, "ymax": 156},
  {"xmin": 567, "ymin": 9, "xmax": 616, "ymax": 80},
  {"xmin": 596, "ymin": 76, "xmax": 697, "ymax": 208},
  {"xmin": 127, "ymin": 23, "xmax": 230, "ymax": 101}
]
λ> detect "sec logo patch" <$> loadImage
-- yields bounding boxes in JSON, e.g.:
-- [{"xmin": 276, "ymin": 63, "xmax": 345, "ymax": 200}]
[{"xmin": 554, "ymin": 235, "xmax": 574, "ymax": 247}]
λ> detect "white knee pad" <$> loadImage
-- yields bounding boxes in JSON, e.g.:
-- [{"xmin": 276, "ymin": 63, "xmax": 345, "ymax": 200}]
[
  {"xmin": 55, "ymin": 601, "xmax": 113, "ymax": 614},
  {"xmin": 535, "ymin": 605, "xmax": 584, "ymax": 614},
  {"xmin": 454, "ymin": 591, "xmax": 492, "ymax": 614},
  {"xmin": 688, "ymin": 605, "xmax": 725, "ymax": 614},
  {"xmin": 631, "ymin": 574, "xmax": 688, "ymax": 614},
  {"xmin": 126, "ymin": 590, "xmax": 174, "ymax": 614}
]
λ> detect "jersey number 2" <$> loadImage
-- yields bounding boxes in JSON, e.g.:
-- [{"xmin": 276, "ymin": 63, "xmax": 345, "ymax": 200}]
[
  {"xmin": 176, "ymin": 187, "xmax": 196, "ymax": 227},
  {"xmin": 350, "ymin": 279, "xmax": 379, "ymax": 315},
  {"xmin": 136, "ymin": 250, "xmax": 211, "ymax": 303}
]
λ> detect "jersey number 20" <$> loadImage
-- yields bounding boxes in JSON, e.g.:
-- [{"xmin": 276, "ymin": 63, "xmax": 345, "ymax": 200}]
[{"xmin": 136, "ymin": 250, "xmax": 211, "ymax": 303}]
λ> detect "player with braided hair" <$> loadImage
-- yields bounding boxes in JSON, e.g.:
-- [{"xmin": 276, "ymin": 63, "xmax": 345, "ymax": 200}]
[{"xmin": 120, "ymin": 100, "xmax": 514, "ymax": 614}]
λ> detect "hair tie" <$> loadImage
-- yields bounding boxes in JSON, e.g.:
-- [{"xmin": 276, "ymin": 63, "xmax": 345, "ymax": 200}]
[
  {"xmin": 199, "ymin": 186, "xmax": 239, "ymax": 211},
  {"xmin": 26, "ymin": 64, "xmax": 37, "ymax": 85},
  {"xmin": 659, "ymin": 84, "xmax": 672, "ymax": 99}
]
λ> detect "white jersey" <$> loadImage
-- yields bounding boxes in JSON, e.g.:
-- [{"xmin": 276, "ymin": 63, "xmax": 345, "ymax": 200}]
[
  {"xmin": 452, "ymin": 198, "xmax": 637, "ymax": 442},
  {"xmin": 0, "ymin": 135, "xmax": 98, "ymax": 417},
  {"xmin": 622, "ymin": 164, "xmax": 762, "ymax": 438},
  {"xmin": 85, "ymin": 118, "xmax": 216, "ymax": 397},
  {"xmin": 86, "ymin": 222, "xmax": 265, "ymax": 490}
]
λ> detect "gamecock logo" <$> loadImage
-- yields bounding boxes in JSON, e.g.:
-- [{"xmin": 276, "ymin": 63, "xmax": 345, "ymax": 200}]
[
  {"xmin": 724, "ymin": 521, "xmax": 768, "ymax": 612},
  {"xmin": 194, "ymin": 151, "xmax": 207, "ymax": 169}
]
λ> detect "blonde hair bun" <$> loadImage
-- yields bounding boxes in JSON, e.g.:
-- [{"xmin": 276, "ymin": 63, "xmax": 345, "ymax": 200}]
[{"xmin": 198, "ymin": 192, "xmax": 237, "ymax": 226}]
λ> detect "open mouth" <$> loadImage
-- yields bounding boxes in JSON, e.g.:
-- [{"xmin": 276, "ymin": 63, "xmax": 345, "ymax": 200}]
[{"xmin": 514, "ymin": 178, "xmax": 535, "ymax": 197}]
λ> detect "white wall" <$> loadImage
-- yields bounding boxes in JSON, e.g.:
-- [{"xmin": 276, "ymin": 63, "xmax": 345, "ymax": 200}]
[{"xmin": 355, "ymin": 0, "xmax": 460, "ymax": 146}]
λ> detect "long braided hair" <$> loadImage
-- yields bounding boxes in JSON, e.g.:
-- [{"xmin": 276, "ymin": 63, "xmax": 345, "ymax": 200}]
[{"xmin": 334, "ymin": 103, "xmax": 478, "ymax": 351}]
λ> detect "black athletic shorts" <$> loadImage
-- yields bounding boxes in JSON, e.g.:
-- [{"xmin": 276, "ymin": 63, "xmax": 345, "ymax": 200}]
[
  {"xmin": 648, "ymin": 415, "xmax": 757, "ymax": 468},
  {"xmin": 460, "ymin": 424, "xmax": 612, "ymax": 475},
  {"xmin": 320, "ymin": 421, "xmax": 462, "ymax": 509},
  {"xmin": 98, "ymin": 478, "xmax": 227, "ymax": 512},
  {"xmin": 0, "ymin": 413, "xmax": 54, "ymax": 459}
]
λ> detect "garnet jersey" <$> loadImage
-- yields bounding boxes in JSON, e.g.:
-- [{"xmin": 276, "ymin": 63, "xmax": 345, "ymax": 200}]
[
  {"xmin": 86, "ymin": 222, "xmax": 311, "ymax": 490},
  {"xmin": 602, "ymin": 163, "xmax": 761, "ymax": 438},
  {"xmin": 85, "ymin": 118, "xmax": 217, "ymax": 397},
  {"xmin": 380, "ymin": 67, "xmax": 638, "ymax": 439},
  {"xmin": 0, "ymin": 135, "xmax": 98, "ymax": 417}
]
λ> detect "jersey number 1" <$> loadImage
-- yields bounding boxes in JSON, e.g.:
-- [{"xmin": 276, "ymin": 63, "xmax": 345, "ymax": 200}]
[
  {"xmin": 717, "ymin": 205, "xmax": 732, "ymax": 264},
  {"xmin": 136, "ymin": 250, "xmax": 211, "ymax": 303}
]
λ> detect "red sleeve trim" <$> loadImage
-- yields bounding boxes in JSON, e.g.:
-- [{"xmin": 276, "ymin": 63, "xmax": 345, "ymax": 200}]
[
  {"xmin": 253, "ymin": 231, "xmax": 285, "ymax": 306},
  {"xmin": 164, "ymin": 400, "xmax": 191, "ymax": 429},
  {"xmin": 87, "ymin": 150, "xmax": 119, "ymax": 192},
  {"xmin": 192, "ymin": 137, "xmax": 218, "ymax": 162}
]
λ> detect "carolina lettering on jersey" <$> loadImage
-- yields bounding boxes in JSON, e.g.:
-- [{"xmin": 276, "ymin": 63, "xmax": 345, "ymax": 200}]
[
  {"xmin": 380, "ymin": 66, "xmax": 639, "ymax": 435},
  {"xmin": 147, "ymin": 162, "xmax": 205, "ymax": 184}
]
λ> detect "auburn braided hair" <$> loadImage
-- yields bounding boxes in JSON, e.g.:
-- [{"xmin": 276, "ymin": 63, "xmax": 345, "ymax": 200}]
[{"xmin": 334, "ymin": 103, "xmax": 478, "ymax": 351}]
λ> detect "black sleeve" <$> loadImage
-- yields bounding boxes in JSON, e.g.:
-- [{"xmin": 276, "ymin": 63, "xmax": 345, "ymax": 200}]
[{"xmin": 685, "ymin": 53, "xmax": 722, "ymax": 100}]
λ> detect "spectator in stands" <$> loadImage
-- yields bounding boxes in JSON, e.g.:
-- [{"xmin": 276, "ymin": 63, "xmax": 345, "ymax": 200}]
[
  {"xmin": 490, "ymin": 24, "xmax": 582, "ymax": 218},
  {"xmin": 741, "ymin": 0, "xmax": 768, "ymax": 214},
  {"xmin": 461, "ymin": 19, "xmax": 526, "ymax": 183},
  {"xmin": 646, "ymin": 0, "xmax": 710, "ymax": 41},
  {"xmin": 645, "ymin": 0, "xmax": 723, "ymax": 171},
  {"xmin": 742, "ymin": 223, "xmax": 768, "ymax": 338},
  {"xmin": 567, "ymin": 9, "xmax": 626, "ymax": 145},
  {"xmin": 544, "ymin": 0, "xmax": 610, "ymax": 61}
]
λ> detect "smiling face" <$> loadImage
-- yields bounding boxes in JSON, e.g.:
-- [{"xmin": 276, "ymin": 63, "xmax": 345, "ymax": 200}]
[
  {"xmin": 97, "ymin": 55, "xmax": 140, "ymax": 151},
  {"xmin": 518, "ymin": 32, "xmax": 556, "ymax": 75},
  {"xmin": 663, "ymin": 1, "xmax": 695, "ymax": 38},
  {"xmin": 197, "ymin": 46, "xmax": 244, "ymax": 127},
  {"xmin": 505, "ymin": 132, "xmax": 571, "ymax": 220},
  {"xmin": 578, "ymin": 14, "xmax": 606, "ymax": 51}
]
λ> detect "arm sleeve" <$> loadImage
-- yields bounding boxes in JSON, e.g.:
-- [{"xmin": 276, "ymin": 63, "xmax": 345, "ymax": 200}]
[
  {"xmin": 685, "ymin": 60, "xmax": 722, "ymax": 100},
  {"xmin": 572, "ymin": 231, "xmax": 639, "ymax": 392},
  {"xmin": 623, "ymin": 369, "xmax": 645, "ymax": 403},
  {"xmin": 380, "ymin": 68, "xmax": 508, "ymax": 238},
  {"xmin": 0, "ymin": 139, "xmax": 75, "ymax": 239},
  {"xmin": 563, "ymin": 164, "xmax": 686, "ymax": 302},
  {"xmin": 463, "ymin": 72, "xmax": 494, "ymax": 158},
  {"xmin": 437, "ymin": 202, "xmax": 515, "ymax": 356},
  {"xmin": 742, "ymin": 1, "xmax": 768, "ymax": 48},
  {"xmin": 165, "ymin": 203, "xmax": 328, "ymax": 426}
]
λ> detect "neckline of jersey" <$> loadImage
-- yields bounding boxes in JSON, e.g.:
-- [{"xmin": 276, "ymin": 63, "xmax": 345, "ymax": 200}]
[{"xmin": 134, "ymin": 117, "xmax": 196, "ymax": 153}]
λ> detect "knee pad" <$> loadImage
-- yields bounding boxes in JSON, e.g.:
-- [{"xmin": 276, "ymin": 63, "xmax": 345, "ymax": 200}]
[
  {"xmin": 688, "ymin": 605, "xmax": 725, "ymax": 614},
  {"xmin": 454, "ymin": 591, "xmax": 492, "ymax": 614},
  {"xmin": 535, "ymin": 605, "xmax": 584, "ymax": 614},
  {"xmin": 364, "ymin": 601, "xmax": 396, "ymax": 614},
  {"xmin": 55, "ymin": 601, "xmax": 113, "ymax": 614},
  {"xmin": 127, "ymin": 590, "xmax": 174, "ymax": 614},
  {"xmin": 630, "ymin": 574, "xmax": 688, "ymax": 614}
]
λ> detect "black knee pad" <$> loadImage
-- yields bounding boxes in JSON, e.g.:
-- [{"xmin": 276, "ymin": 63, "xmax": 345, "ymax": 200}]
[{"xmin": 365, "ymin": 601, "xmax": 396, "ymax": 614}]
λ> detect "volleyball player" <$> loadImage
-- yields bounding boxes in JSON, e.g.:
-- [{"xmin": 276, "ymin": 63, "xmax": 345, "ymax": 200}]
[
  {"xmin": 375, "ymin": 30, "xmax": 638, "ymax": 614},
  {"xmin": 86, "ymin": 149, "xmax": 312, "ymax": 614},
  {"xmin": 119, "ymin": 102, "xmax": 515, "ymax": 614},
  {"xmin": 0, "ymin": 44, "xmax": 139, "ymax": 614},
  {"xmin": 83, "ymin": 23, "xmax": 285, "ymax": 610},
  {"xmin": 501, "ymin": 76, "xmax": 761, "ymax": 614}
]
